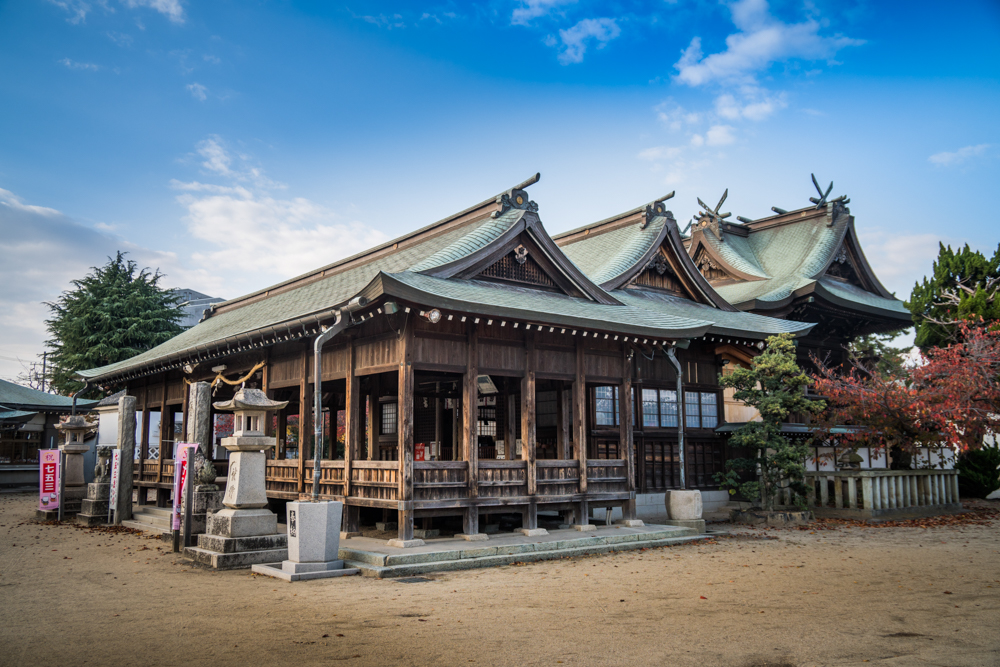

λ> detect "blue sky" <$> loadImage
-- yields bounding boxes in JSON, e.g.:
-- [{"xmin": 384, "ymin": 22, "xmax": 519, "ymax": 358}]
[{"xmin": 1, "ymin": 0, "xmax": 998, "ymax": 380}]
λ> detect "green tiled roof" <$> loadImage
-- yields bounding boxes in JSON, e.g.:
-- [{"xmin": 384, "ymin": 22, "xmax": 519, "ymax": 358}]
[
  {"xmin": 79, "ymin": 201, "xmax": 813, "ymax": 382},
  {"xmin": 560, "ymin": 217, "xmax": 665, "ymax": 286},
  {"xmin": 0, "ymin": 378, "xmax": 96, "ymax": 411},
  {"xmin": 705, "ymin": 209, "xmax": 910, "ymax": 320}
]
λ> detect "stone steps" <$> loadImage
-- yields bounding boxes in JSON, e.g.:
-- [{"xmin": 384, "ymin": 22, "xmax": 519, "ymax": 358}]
[
  {"xmin": 122, "ymin": 506, "xmax": 173, "ymax": 539},
  {"xmin": 341, "ymin": 528, "xmax": 708, "ymax": 578}
]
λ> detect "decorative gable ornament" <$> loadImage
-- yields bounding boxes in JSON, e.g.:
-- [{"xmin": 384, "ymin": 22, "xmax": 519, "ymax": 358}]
[
  {"xmin": 646, "ymin": 253, "xmax": 669, "ymax": 275},
  {"xmin": 492, "ymin": 187, "xmax": 538, "ymax": 218},
  {"xmin": 640, "ymin": 192, "xmax": 674, "ymax": 229},
  {"xmin": 514, "ymin": 244, "xmax": 528, "ymax": 265},
  {"xmin": 809, "ymin": 174, "xmax": 851, "ymax": 226}
]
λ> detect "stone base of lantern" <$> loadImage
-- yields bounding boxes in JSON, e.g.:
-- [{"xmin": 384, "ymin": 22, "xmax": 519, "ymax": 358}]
[
  {"xmin": 75, "ymin": 482, "xmax": 112, "ymax": 525},
  {"xmin": 251, "ymin": 501, "xmax": 358, "ymax": 581},
  {"xmin": 185, "ymin": 508, "xmax": 288, "ymax": 570}
]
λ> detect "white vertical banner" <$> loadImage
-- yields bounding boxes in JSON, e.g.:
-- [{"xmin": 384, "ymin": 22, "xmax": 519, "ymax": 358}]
[{"xmin": 108, "ymin": 449, "xmax": 122, "ymax": 523}]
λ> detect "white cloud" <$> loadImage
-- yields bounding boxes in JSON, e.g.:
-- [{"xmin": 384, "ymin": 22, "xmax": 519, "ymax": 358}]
[
  {"xmin": 173, "ymin": 136, "xmax": 388, "ymax": 282},
  {"xmin": 59, "ymin": 58, "xmax": 100, "ymax": 71},
  {"xmin": 512, "ymin": 0, "xmax": 576, "ymax": 26},
  {"xmin": 354, "ymin": 12, "xmax": 406, "ymax": 29},
  {"xmin": 122, "ymin": 0, "xmax": 184, "ymax": 24},
  {"xmin": 928, "ymin": 144, "xmax": 990, "ymax": 167},
  {"xmin": 706, "ymin": 124, "xmax": 736, "ymax": 146},
  {"xmin": 715, "ymin": 90, "xmax": 786, "ymax": 121},
  {"xmin": 186, "ymin": 82, "xmax": 207, "ymax": 101},
  {"xmin": 674, "ymin": 0, "xmax": 863, "ymax": 86},
  {"xmin": 690, "ymin": 134, "xmax": 704, "ymax": 147},
  {"xmin": 637, "ymin": 146, "xmax": 683, "ymax": 161},
  {"xmin": 555, "ymin": 18, "xmax": 620, "ymax": 65},
  {"xmin": 857, "ymin": 229, "xmax": 954, "ymax": 298},
  {"xmin": 655, "ymin": 100, "xmax": 701, "ymax": 131},
  {"xmin": 48, "ymin": 0, "xmax": 97, "ymax": 24}
]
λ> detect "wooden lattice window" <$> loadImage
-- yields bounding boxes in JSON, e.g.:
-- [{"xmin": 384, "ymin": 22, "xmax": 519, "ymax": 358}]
[{"xmin": 478, "ymin": 252, "xmax": 556, "ymax": 288}]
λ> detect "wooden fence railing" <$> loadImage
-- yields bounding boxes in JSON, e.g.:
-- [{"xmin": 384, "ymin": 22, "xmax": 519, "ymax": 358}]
[
  {"xmin": 351, "ymin": 460, "xmax": 399, "ymax": 503},
  {"xmin": 478, "ymin": 460, "xmax": 528, "ymax": 499},
  {"xmin": 586, "ymin": 460, "xmax": 628, "ymax": 495},
  {"xmin": 414, "ymin": 461, "xmax": 469, "ymax": 501},
  {"xmin": 536, "ymin": 460, "xmax": 579, "ymax": 497}
]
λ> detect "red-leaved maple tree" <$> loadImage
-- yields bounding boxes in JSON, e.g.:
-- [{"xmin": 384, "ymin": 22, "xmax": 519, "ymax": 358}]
[{"xmin": 812, "ymin": 320, "xmax": 1000, "ymax": 453}]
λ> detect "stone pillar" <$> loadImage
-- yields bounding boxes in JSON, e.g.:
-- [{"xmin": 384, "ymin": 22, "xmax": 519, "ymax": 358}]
[
  {"xmin": 187, "ymin": 381, "xmax": 213, "ymax": 460},
  {"xmin": 116, "ymin": 396, "xmax": 137, "ymax": 522},
  {"xmin": 76, "ymin": 446, "xmax": 113, "ymax": 525},
  {"xmin": 182, "ymin": 382, "xmax": 221, "ymax": 537}
]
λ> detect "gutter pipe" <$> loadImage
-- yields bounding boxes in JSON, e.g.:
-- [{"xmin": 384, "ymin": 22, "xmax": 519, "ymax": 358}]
[
  {"xmin": 71, "ymin": 380, "xmax": 92, "ymax": 417},
  {"xmin": 665, "ymin": 345, "xmax": 686, "ymax": 490},
  {"xmin": 312, "ymin": 296, "xmax": 368, "ymax": 501}
]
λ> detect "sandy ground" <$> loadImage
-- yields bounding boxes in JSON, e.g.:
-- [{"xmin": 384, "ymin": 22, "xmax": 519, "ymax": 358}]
[{"xmin": 1, "ymin": 493, "xmax": 998, "ymax": 667}]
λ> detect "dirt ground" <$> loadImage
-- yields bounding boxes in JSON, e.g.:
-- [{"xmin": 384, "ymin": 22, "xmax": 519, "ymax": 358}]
[{"xmin": 1, "ymin": 493, "xmax": 998, "ymax": 667}]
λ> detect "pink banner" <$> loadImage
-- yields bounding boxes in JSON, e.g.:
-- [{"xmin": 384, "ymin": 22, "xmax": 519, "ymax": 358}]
[
  {"xmin": 39, "ymin": 450, "xmax": 60, "ymax": 512},
  {"xmin": 172, "ymin": 444, "xmax": 198, "ymax": 531}
]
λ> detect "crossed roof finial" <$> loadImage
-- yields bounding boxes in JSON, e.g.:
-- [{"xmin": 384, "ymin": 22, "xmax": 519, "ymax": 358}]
[
  {"xmin": 692, "ymin": 189, "xmax": 731, "ymax": 242},
  {"xmin": 810, "ymin": 174, "xmax": 834, "ymax": 208}
]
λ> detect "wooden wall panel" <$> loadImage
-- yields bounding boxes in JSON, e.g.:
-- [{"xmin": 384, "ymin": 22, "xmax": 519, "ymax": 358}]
[
  {"xmin": 478, "ymin": 342, "xmax": 524, "ymax": 374},
  {"xmin": 146, "ymin": 384, "xmax": 163, "ymax": 406},
  {"xmin": 534, "ymin": 347, "xmax": 574, "ymax": 377},
  {"xmin": 166, "ymin": 381, "xmax": 185, "ymax": 403},
  {"xmin": 269, "ymin": 354, "xmax": 301, "ymax": 387},
  {"xmin": 584, "ymin": 350, "xmax": 622, "ymax": 380},
  {"xmin": 320, "ymin": 344, "xmax": 350, "ymax": 379},
  {"xmin": 411, "ymin": 336, "xmax": 465, "ymax": 368},
  {"xmin": 356, "ymin": 336, "xmax": 398, "ymax": 371}
]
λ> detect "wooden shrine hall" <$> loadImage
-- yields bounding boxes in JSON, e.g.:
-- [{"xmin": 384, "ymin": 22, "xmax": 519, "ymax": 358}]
[{"xmin": 78, "ymin": 174, "xmax": 814, "ymax": 543}]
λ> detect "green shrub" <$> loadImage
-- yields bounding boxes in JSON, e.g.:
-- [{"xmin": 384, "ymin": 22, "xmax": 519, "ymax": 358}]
[{"xmin": 956, "ymin": 446, "xmax": 1000, "ymax": 498}]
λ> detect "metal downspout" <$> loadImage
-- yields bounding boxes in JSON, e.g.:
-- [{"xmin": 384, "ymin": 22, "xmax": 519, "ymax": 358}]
[
  {"xmin": 665, "ymin": 346, "xmax": 685, "ymax": 490},
  {"xmin": 312, "ymin": 297, "xmax": 368, "ymax": 501},
  {"xmin": 71, "ymin": 380, "xmax": 92, "ymax": 417}
]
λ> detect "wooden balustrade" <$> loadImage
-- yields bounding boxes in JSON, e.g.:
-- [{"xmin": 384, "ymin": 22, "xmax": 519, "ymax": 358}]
[
  {"xmin": 478, "ymin": 460, "xmax": 528, "ymax": 499},
  {"xmin": 350, "ymin": 460, "xmax": 399, "ymax": 504},
  {"xmin": 300, "ymin": 461, "xmax": 346, "ymax": 499},
  {"xmin": 805, "ymin": 469, "xmax": 961, "ymax": 518},
  {"xmin": 585, "ymin": 460, "xmax": 628, "ymax": 495},
  {"xmin": 414, "ymin": 461, "xmax": 469, "ymax": 501},
  {"xmin": 535, "ymin": 459, "xmax": 579, "ymax": 497}
]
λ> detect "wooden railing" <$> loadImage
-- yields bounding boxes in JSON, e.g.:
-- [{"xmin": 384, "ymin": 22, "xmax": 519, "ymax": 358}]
[
  {"xmin": 301, "ymin": 461, "xmax": 346, "ymax": 499},
  {"xmin": 586, "ymin": 460, "xmax": 629, "ymax": 495},
  {"xmin": 805, "ymin": 469, "xmax": 961, "ymax": 518},
  {"xmin": 536, "ymin": 460, "xmax": 579, "ymax": 497},
  {"xmin": 414, "ymin": 461, "xmax": 469, "ymax": 501},
  {"xmin": 351, "ymin": 460, "xmax": 399, "ymax": 503},
  {"xmin": 478, "ymin": 460, "xmax": 527, "ymax": 498}
]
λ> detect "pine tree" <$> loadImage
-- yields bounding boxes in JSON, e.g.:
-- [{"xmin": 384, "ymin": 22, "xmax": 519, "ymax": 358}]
[
  {"xmin": 45, "ymin": 252, "xmax": 183, "ymax": 395},
  {"xmin": 715, "ymin": 334, "xmax": 826, "ymax": 510},
  {"xmin": 907, "ymin": 243, "xmax": 1000, "ymax": 349}
]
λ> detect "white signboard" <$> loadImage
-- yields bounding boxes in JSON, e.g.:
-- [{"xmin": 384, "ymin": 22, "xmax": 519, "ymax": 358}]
[{"xmin": 108, "ymin": 449, "xmax": 122, "ymax": 523}]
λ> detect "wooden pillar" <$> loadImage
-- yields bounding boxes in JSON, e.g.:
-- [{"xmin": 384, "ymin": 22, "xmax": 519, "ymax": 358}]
[
  {"xmin": 367, "ymin": 376, "xmax": 379, "ymax": 461},
  {"xmin": 462, "ymin": 322, "xmax": 480, "ymax": 535},
  {"xmin": 156, "ymin": 375, "xmax": 168, "ymax": 483},
  {"xmin": 276, "ymin": 409, "xmax": 287, "ymax": 460},
  {"xmin": 397, "ymin": 322, "xmax": 415, "ymax": 543},
  {"xmin": 556, "ymin": 387, "xmax": 570, "ymax": 460},
  {"xmin": 521, "ymin": 332, "xmax": 537, "ymax": 530},
  {"xmin": 574, "ymin": 339, "xmax": 588, "ymax": 503},
  {"xmin": 262, "ymin": 350, "xmax": 273, "ymax": 437},
  {"xmin": 343, "ymin": 338, "xmax": 360, "ymax": 533},
  {"xmin": 181, "ymin": 380, "xmax": 190, "ymax": 447},
  {"xmin": 620, "ymin": 347, "xmax": 636, "ymax": 521},
  {"xmin": 505, "ymin": 388, "xmax": 517, "ymax": 462},
  {"xmin": 297, "ymin": 346, "xmax": 312, "ymax": 495}
]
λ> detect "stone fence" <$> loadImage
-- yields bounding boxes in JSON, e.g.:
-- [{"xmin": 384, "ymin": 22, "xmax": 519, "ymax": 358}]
[{"xmin": 803, "ymin": 469, "xmax": 961, "ymax": 519}]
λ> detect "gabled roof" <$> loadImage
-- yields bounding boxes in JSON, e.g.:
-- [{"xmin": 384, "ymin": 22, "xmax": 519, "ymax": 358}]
[
  {"xmin": 78, "ymin": 178, "xmax": 812, "ymax": 383},
  {"xmin": 685, "ymin": 201, "xmax": 911, "ymax": 323},
  {"xmin": 0, "ymin": 378, "xmax": 96, "ymax": 412}
]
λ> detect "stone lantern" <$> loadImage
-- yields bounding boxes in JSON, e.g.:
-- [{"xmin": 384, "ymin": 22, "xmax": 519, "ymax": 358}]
[
  {"xmin": 54, "ymin": 415, "xmax": 92, "ymax": 516},
  {"xmin": 185, "ymin": 387, "xmax": 290, "ymax": 569}
]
